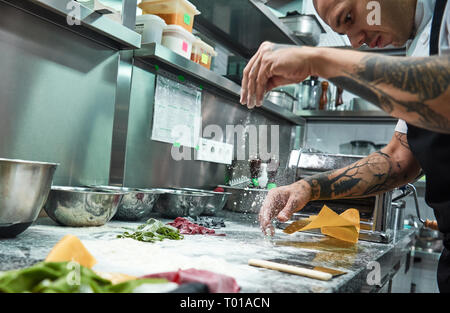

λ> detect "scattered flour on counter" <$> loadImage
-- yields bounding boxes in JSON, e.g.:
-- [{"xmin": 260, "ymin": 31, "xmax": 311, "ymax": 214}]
[{"xmin": 83, "ymin": 238, "xmax": 258, "ymax": 282}]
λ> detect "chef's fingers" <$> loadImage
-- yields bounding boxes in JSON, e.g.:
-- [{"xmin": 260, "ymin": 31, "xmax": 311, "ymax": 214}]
[
  {"xmin": 246, "ymin": 57, "xmax": 263, "ymax": 108},
  {"xmin": 258, "ymin": 191, "xmax": 280, "ymax": 233},
  {"xmin": 241, "ymin": 50, "xmax": 261, "ymax": 105},
  {"xmin": 277, "ymin": 196, "xmax": 300, "ymax": 222},
  {"xmin": 265, "ymin": 224, "xmax": 275, "ymax": 237},
  {"xmin": 254, "ymin": 57, "xmax": 271, "ymax": 107}
]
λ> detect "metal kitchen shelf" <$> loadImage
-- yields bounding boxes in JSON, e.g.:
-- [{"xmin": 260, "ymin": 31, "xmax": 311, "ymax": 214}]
[
  {"xmin": 298, "ymin": 110, "xmax": 397, "ymax": 122},
  {"xmin": 134, "ymin": 43, "xmax": 306, "ymax": 126},
  {"xmin": 2, "ymin": 0, "xmax": 141, "ymax": 50},
  {"xmin": 189, "ymin": 0, "xmax": 303, "ymax": 59}
]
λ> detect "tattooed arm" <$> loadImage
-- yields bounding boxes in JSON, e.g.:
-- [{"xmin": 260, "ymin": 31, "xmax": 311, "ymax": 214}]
[
  {"xmin": 317, "ymin": 50, "xmax": 450, "ymax": 134},
  {"xmin": 303, "ymin": 132, "xmax": 421, "ymax": 201},
  {"xmin": 241, "ymin": 44, "xmax": 450, "ymax": 133},
  {"xmin": 259, "ymin": 131, "xmax": 421, "ymax": 233}
]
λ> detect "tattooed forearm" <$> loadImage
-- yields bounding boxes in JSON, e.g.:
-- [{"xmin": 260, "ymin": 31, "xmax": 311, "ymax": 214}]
[
  {"xmin": 394, "ymin": 132, "xmax": 410, "ymax": 150},
  {"xmin": 359, "ymin": 55, "xmax": 450, "ymax": 102},
  {"xmin": 303, "ymin": 151, "xmax": 405, "ymax": 201},
  {"xmin": 329, "ymin": 55, "xmax": 450, "ymax": 133}
]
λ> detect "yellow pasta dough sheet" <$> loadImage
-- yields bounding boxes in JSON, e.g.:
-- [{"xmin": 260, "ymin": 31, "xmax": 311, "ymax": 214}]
[
  {"xmin": 283, "ymin": 205, "xmax": 360, "ymax": 243},
  {"xmin": 45, "ymin": 234, "xmax": 97, "ymax": 268},
  {"xmin": 45, "ymin": 234, "xmax": 138, "ymax": 284}
]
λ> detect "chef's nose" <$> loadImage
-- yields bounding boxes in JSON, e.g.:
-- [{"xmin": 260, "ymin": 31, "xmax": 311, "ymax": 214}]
[{"xmin": 347, "ymin": 31, "xmax": 366, "ymax": 48}]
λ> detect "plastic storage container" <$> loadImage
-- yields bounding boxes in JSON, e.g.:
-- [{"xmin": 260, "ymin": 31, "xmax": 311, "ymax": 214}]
[
  {"xmin": 138, "ymin": 0, "xmax": 200, "ymax": 33},
  {"xmin": 135, "ymin": 14, "xmax": 167, "ymax": 44},
  {"xmin": 190, "ymin": 37, "xmax": 217, "ymax": 70},
  {"xmin": 161, "ymin": 25, "xmax": 196, "ymax": 59}
]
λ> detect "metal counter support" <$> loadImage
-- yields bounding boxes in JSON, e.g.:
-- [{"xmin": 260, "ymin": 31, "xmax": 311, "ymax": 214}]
[
  {"xmin": 109, "ymin": 50, "xmax": 135, "ymax": 186},
  {"xmin": 121, "ymin": 0, "xmax": 138, "ymax": 30}
]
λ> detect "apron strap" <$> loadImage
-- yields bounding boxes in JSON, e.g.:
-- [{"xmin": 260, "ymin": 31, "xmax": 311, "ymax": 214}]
[{"xmin": 430, "ymin": 0, "xmax": 448, "ymax": 55}]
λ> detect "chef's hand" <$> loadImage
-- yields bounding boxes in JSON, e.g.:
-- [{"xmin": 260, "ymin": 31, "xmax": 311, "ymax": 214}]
[
  {"xmin": 258, "ymin": 180, "xmax": 312, "ymax": 236},
  {"xmin": 240, "ymin": 42, "xmax": 318, "ymax": 109}
]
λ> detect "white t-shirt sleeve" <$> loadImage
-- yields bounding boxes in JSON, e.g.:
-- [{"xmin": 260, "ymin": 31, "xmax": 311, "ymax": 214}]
[
  {"xmin": 439, "ymin": 2, "xmax": 450, "ymax": 55},
  {"xmin": 395, "ymin": 119, "xmax": 408, "ymax": 134}
]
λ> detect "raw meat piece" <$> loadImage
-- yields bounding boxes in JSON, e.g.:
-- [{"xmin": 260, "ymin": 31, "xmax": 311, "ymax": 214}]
[
  {"xmin": 142, "ymin": 268, "xmax": 240, "ymax": 293},
  {"xmin": 167, "ymin": 217, "xmax": 225, "ymax": 236}
]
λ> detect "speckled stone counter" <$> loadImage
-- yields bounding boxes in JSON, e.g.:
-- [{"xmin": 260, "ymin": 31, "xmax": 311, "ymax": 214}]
[{"xmin": 0, "ymin": 212, "xmax": 415, "ymax": 293}]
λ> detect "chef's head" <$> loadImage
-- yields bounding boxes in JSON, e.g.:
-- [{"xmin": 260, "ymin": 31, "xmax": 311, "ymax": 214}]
[{"xmin": 313, "ymin": 0, "xmax": 417, "ymax": 48}]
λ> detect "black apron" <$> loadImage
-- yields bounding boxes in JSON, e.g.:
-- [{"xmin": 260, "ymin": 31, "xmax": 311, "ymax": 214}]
[{"xmin": 406, "ymin": 0, "xmax": 450, "ymax": 293}]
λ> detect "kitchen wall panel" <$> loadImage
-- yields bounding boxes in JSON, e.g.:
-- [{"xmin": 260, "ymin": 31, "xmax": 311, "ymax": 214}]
[
  {"xmin": 121, "ymin": 61, "xmax": 296, "ymax": 189},
  {"xmin": 0, "ymin": 3, "xmax": 119, "ymax": 186}
]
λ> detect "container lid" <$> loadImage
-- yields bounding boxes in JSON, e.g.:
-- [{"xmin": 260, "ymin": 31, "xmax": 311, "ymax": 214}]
[
  {"xmin": 136, "ymin": 14, "xmax": 167, "ymax": 26},
  {"xmin": 192, "ymin": 37, "xmax": 217, "ymax": 56},
  {"xmin": 139, "ymin": 0, "xmax": 200, "ymax": 15},
  {"xmin": 163, "ymin": 24, "xmax": 196, "ymax": 42}
]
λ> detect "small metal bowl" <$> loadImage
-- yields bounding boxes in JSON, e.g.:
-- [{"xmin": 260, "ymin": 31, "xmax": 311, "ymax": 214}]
[
  {"xmin": 43, "ymin": 187, "xmax": 124, "ymax": 227},
  {"xmin": 176, "ymin": 188, "xmax": 231, "ymax": 216},
  {"xmin": 89, "ymin": 185, "xmax": 163, "ymax": 221},
  {"xmin": 154, "ymin": 190, "xmax": 214, "ymax": 218},
  {"xmin": 0, "ymin": 158, "xmax": 58, "ymax": 237}
]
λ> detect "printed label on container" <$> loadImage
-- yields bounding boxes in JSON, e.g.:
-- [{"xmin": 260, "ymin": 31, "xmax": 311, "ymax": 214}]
[
  {"xmin": 184, "ymin": 14, "xmax": 191, "ymax": 25},
  {"xmin": 134, "ymin": 24, "xmax": 144, "ymax": 35},
  {"xmin": 182, "ymin": 41, "xmax": 188, "ymax": 52},
  {"xmin": 201, "ymin": 53, "xmax": 209, "ymax": 65}
]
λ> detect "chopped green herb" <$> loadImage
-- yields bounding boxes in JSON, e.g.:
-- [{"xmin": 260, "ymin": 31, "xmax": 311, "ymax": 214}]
[
  {"xmin": 0, "ymin": 262, "xmax": 167, "ymax": 293},
  {"xmin": 117, "ymin": 218, "xmax": 184, "ymax": 243}
]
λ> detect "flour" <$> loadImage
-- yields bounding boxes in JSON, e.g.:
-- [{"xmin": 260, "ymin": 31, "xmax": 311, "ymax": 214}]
[{"xmin": 83, "ymin": 237, "xmax": 255, "ymax": 281}]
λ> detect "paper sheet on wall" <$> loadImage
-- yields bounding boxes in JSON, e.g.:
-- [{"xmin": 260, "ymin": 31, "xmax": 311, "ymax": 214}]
[{"xmin": 151, "ymin": 76, "xmax": 202, "ymax": 148}]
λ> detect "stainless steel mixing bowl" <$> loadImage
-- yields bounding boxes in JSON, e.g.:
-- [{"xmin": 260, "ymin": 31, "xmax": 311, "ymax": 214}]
[
  {"xmin": 154, "ymin": 190, "xmax": 214, "ymax": 218},
  {"xmin": 176, "ymin": 188, "xmax": 231, "ymax": 216},
  {"xmin": 89, "ymin": 185, "xmax": 164, "ymax": 221},
  {"xmin": 44, "ymin": 187, "xmax": 124, "ymax": 227},
  {"xmin": 0, "ymin": 158, "xmax": 58, "ymax": 237}
]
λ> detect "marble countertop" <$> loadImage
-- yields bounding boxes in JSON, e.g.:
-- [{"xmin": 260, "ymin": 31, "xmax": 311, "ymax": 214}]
[{"xmin": 0, "ymin": 212, "xmax": 415, "ymax": 293}]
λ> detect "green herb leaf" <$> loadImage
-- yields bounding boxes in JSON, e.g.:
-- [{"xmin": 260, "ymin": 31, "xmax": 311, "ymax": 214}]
[{"xmin": 116, "ymin": 218, "xmax": 184, "ymax": 243}]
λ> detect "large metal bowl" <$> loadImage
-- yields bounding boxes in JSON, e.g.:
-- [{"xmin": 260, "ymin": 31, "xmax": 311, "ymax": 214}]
[
  {"xmin": 43, "ymin": 187, "xmax": 124, "ymax": 227},
  {"xmin": 219, "ymin": 185, "xmax": 269, "ymax": 214},
  {"xmin": 0, "ymin": 158, "xmax": 58, "ymax": 237},
  {"xmin": 89, "ymin": 185, "xmax": 163, "ymax": 221},
  {"xmin": 177, "ymin": 188, "xmax": 231, "ymax": 216},
  {"xmin": 154, "ymin": 190, "xmax": 214, "ymax": 218}
]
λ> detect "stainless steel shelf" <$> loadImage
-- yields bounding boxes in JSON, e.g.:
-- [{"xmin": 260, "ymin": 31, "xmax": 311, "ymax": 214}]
[
  {"xmin": 189, "ymin": 0, "xmax": 303, "ymax": 59},
  {"xmin": 135, "ymin": 43, "xmax": 241, "ymax": 95},
  {"xmin": 134, "ymin": 43, "xmax": 306, "ymax": 126},
  {"xmin": 3, "ymin": 0, "xmax": 141, "ymax": 50},
  {"xmin": 298, "ymin": 110, "xmax": 397, "ymax": 122}
]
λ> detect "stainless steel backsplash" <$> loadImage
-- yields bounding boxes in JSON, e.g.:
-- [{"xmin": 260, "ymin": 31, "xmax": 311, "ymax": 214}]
[
  {"xmin": 119, "ymin": 61, "xmax": 297, "ymax": 189},
  {"xmin": 0, "ymin": 3, "xmax": 299, "ymax": 189},
  {"xmin": 0, "ymin": 3, "xmax": 119, "ymax": 186}
]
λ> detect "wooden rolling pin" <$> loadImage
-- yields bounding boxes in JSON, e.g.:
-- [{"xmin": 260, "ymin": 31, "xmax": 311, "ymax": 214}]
[{"xmin": 248, "ymin": 259, "xmax": 332, "ymax": 281}]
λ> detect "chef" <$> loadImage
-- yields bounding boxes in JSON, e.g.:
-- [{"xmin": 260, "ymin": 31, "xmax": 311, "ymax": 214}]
[{"xmin": 240, "ymin": 0, "xmax": 450, "ymax": 292}]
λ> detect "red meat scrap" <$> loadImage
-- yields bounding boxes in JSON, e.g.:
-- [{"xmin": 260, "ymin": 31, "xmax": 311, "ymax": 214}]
[
  {"xmin": 142, "ymin": 268, "xmax": 240, "ymax": 293},
  {"xmin": 167, "ymin": 217, "xmax": 225, "ymax": 236}
]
